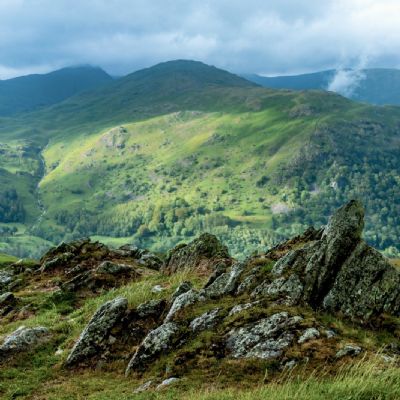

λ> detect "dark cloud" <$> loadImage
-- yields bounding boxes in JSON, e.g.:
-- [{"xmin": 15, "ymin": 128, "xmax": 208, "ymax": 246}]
[{"xmin": 0, "ymin": 0, "xmax": 399, "ymax": 78}]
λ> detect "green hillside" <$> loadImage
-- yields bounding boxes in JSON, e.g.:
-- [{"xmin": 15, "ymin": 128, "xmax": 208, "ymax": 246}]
[
  {"xmin": 0, "ymin": 66, "xmax": 113, "ymax": 116},
  {"xmin": 0, "ymin": 60, "xmax": 399, "ymax": 258}
]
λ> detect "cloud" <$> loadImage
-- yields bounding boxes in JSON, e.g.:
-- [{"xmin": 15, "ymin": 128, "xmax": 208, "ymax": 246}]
[
  {"xmin": 0, "ymin": 0, "xmax": 399, "ymax": 78},
  {"xmin": 328, "ymin": 69, "xmax": 366, "ymax": 97}
]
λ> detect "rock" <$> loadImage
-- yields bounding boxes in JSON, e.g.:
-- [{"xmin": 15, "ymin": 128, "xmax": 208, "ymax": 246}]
[
  {"xmin": 228, "ymin": 301, "xmax": 261, "ymax": 317},
  {"xmin": 283, "ymin": 360, "xmax": 298, "ymax": 370},
  {"xmin": 236, "ymin": 266, "xmax": 261, "ymax": 295},
  {"xmin": 252, "ymin": 201, "xmax": 400, "ymax": 322},
  {"xmin": 335, "ymin": 344, "xmax": 362, "ymax": 358},
  {"xmin": 134, "ymin": 380, "xmax": 153, "ymax": 393},
  {"xmin": 163, "ymin": 233, "xmax": 231, "ymax": 274},
  {"xmin": 325, "ymin": 329, "xmax": 337, "ymax": 339},
  {"xmin": 0, "ymin": 292, "xmax": 16, "ymax": 307},
  {"xmin": 95, "ymin": 261, "xmax": 133, "ymax": 275},
  {"xmin": 136, "ymin": 299, "xmax": 166, "ymax": 319},
  {"xmin": 0, "ymin": 292, "xmax": 16, "ymax": 315},
  {"xmin": 139, "ymin": 252, "xmax": 163, "ymax": 270},
  {"xmin": 203, "ymin": 263, "xmax": 229, "ymax": 288},
  {"xmin": 40, "ymin": 252, "xmax": 74, "ymax": 273},
  {"xmin": 322, "ymin": 242, "xmax": 400, "ymax": 321},
  {"xmin": 189, "ymin": 308, "xmax": 220, "ymax": 332},
  {"xmin": 298, "ymin": 328, "xmax": 320, "ymax": 344},
  {"xmin": 61, "ymin": 271, "xmax": 92, "ymax": 292},
  {"xmin": 171, "ymin": 281, "xmax": 193, "ymax": 301},
  {"xmin": 156, "ymin": 377, "xmax": 180, "ymax": 390},
  {"xmin": 252, "ymin": 274, "xmax": 303, "ymax": 304},
  {"xmin": 0, "ymin": 326, "xmax": 49, "ymax": 358},
  {"xmin": 7, "ymin": 278, "xmax": 23, "ymax": 291},
  {"xmin": 151, "ymin": 285, "xmax": 164, "ymax": 293},
  {"xmin": 65, "ymin": 297, "xmax": 128, "ymax": 366},
  {"xmin": 164, "ymin": 289, "xmax": 203, "ymax": 322},
  {"xmin": 201, "ymin": 262, "xmax": 245, "ymax": 299},
  {"xmin": 0, "ymin": 270, "xmax": 13, "ymax": 286},
  {"xmin": 125, "ymin": 322, "xmax": 181, "ymax": 374},
  {"xmin": 226, "ymin": 312, "xmax": 302, "ymax": 360}
]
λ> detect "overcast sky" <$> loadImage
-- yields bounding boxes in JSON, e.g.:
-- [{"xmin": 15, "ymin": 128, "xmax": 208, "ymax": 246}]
[{"xmin": 0, "ymin": 0, "xmax": 399, "ymax": 79}]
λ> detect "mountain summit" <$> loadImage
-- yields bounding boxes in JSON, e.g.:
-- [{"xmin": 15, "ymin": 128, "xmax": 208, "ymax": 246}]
[{"xmin": 0, "ymin": 66, "xmax": 113, "ymax": 116}]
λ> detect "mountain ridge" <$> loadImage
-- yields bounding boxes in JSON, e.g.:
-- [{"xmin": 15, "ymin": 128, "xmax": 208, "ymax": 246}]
[
  {"xmin": 244, "ymin": 68, "xmax": 400, "ymax": 105},
  {"xmin": 0, "ymin": 65, "xmax": 113, "ymax": 116},
  {"xmin": 0, "ymin": 60, "xmax": 399, "ymax": 260}
]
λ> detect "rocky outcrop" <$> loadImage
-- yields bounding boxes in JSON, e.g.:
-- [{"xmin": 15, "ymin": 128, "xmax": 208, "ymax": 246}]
[
  {"xmin": 0, "ymin": 292, "xmax": 16, "ymax": 316},
  {"xmin": 201, "ymin": 261, "xmax": 245, "ymax": 298},
  {"xmin": 37, "ymin": 239, "xmax": 157, "ymax": 294},
  {"xmin": 226, "ymin": 312, "xmax": 302, "ymax": 359},
  {"xmin": 95, "ymin": 261, "xmax": 133, "ymax": 275},
  {"xmin": 116, "ymin": 245, "xmax": 162, "ymax": 270},
  {"xmin": 252, "ymin": 200, "xmax": 400, "ymax": 322},
  {"xmin": 164, "ymin": 289, "xmax": 203, "ymax": 322},
  {"xmin": 125, "ymin": 322, "xmax": 181, "ymax": 374},
  {"xmin": 0, "ymin": 326, "xmax": 50, "ymax": 359},
  {"xmin": 65, "ymin": 297, "xmax": 128, "ymax": 366},
  {"xmin": 189, "ymin": 308, "xmax": 220, "ymax": 332},
  {"xmin": 163, "ymin": 233, "xmax": 232, "ymax": 275}
]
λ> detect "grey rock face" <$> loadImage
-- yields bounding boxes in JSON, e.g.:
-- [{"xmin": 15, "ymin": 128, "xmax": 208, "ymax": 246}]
[
  {"xmin": 236, "ymin": 266, "xmax": 261, "ymax": 295},
  {"xmin": 0, "ymin": 326, "xmax": 49, "ymax": 358},
  {"xmin": 164, "ymin": 289, "xmax": 203, "ymax": 322},
  {"xmin": 226, "ymin": 312, "xmax": 302, "ymax": 360},
  {"xmin": 325, "ymin": 330, "xmax": 337, "ymax": 339},
  {"xmin": 163, "ymin": 233, "xmax": 231, "ymax": 274},
  {"xmin": 136, "ymin": 299, "xmax": 166, "ymax": 319},
  {"xmin": 117, "ymin": 245, "xmax": 162, "ymax": 270},
  {"xmin": 156, "ymin": 377, "xmax": 180, "ymax": 390},
  {"xmin": 65, "ymin": 297, "xmax": 128, "ymax": 366},
  {"xmin": 0, "ymin": 270, "xmax": 13, "ymax": 286},
  {"xmin": 228, "ymin": 301, "xmax": 261, "ymax": 317},
  {"xmin": 298, "ymin": 328, "xmax": 320, "ymax": 344},
  {"xmin": 125, "ymin": 322, "xmax": 180, "ymax": 374},
  {"xmin": 172, "ymin": 281, "xmax": 193, "ymax": 302},
  {"xmin": 96, "ymin": 261, "xmax": 133, "ymax": 275},
  {"xmin": 336, "ymin": 345, "xmax": 362, "ymax": 358},
  {"xmin": 0, "ymin": 292, "xmax": 16, "ymax": 315},
  {"xmin": 0, "ymin": 292, "xmax": 16, "ymax": 307},
  {"xmin": 201, "ymin": 262, "xmax": 245, "ymax": 299},
  {"xmin": 250, "ymin": 201, "xmax": 400, "ymax": 322},
  {"xmin": 190, "ymin": 308, "xmax": 220, "ymax": 332},
  {"xmin": 40, "ymin": 252, "xmax": 74, "ymax": 273},
  {"xmin": 323, "ymin": 242, "xmax": 400, "ymax": 320},
  {"xmin": 252, "ymin": 274, "xmax": 303, "ymax": 304},
  {"xmin": 134, "ymin": 380, "xmax": 153, "ymax": 393}
]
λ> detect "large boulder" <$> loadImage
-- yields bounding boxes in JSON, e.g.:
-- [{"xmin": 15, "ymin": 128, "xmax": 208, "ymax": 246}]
[
  {"xmin": 226, "ymin": 312, "xmax": 302, "ymax": 359},
  {"xmin": 163, "ymin": 233, "xmax": 231, "ymax": 275},
  {"xmin": 125, "ymin": 322, "xmax": 181, "ymax": 374},
  {"xmin": 164, "ymin": 289, "xmax": 203, "ymax": 322},
  {"xmin": 0, "ymin": 326, "xmax": 50, "ymax": 359},
  {"xmin": 252, "ymin": 200, "xmax": 400, "ymax": 322},
  {"xmin": 65, "ymin": 297, "xmax": 128, "ymax": 366}
]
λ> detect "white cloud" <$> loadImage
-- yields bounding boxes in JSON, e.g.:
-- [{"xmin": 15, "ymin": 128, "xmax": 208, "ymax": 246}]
[{"xmin": 0, "ymin": 0, "xmax": 399, "ymax": 78}]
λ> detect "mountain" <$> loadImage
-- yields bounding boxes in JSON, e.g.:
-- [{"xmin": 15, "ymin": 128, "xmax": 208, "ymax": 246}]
[
  {"xmin": 0, "ymin": 60, "xmax": 399, "ymax": 260},
  {"xmin": 244, "ymin": 68, "xmax": 400, "ymax": 105},
  {"xmin": 0, "ymin": 66, "xmax": 113, "ymax": 116}
]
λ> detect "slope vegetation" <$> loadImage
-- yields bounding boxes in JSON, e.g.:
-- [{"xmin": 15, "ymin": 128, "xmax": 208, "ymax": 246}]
[{"xmin": 0, "ymin": 61, "xmax": 399, "ymax": 258}]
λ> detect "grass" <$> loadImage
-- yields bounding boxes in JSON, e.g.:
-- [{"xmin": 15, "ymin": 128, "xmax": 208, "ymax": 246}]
[
  {"xmin": 0, "ymin": 252, "xmax": 18, "ymax": 265},
  {"xmin": 2, "ymin": 354, "xmax": 398, "ymax": 399}
]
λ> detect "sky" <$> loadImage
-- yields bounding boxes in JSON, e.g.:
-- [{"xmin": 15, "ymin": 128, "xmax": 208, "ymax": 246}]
[{"xmin": 0, "ymin": 0, "xmax": 400, "ymax": 80}]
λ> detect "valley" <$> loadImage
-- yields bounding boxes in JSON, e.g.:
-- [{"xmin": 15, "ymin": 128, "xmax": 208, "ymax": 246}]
[{"xmin": 0, "ymin": 61, "xmax": 399, "ymax": 259}]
